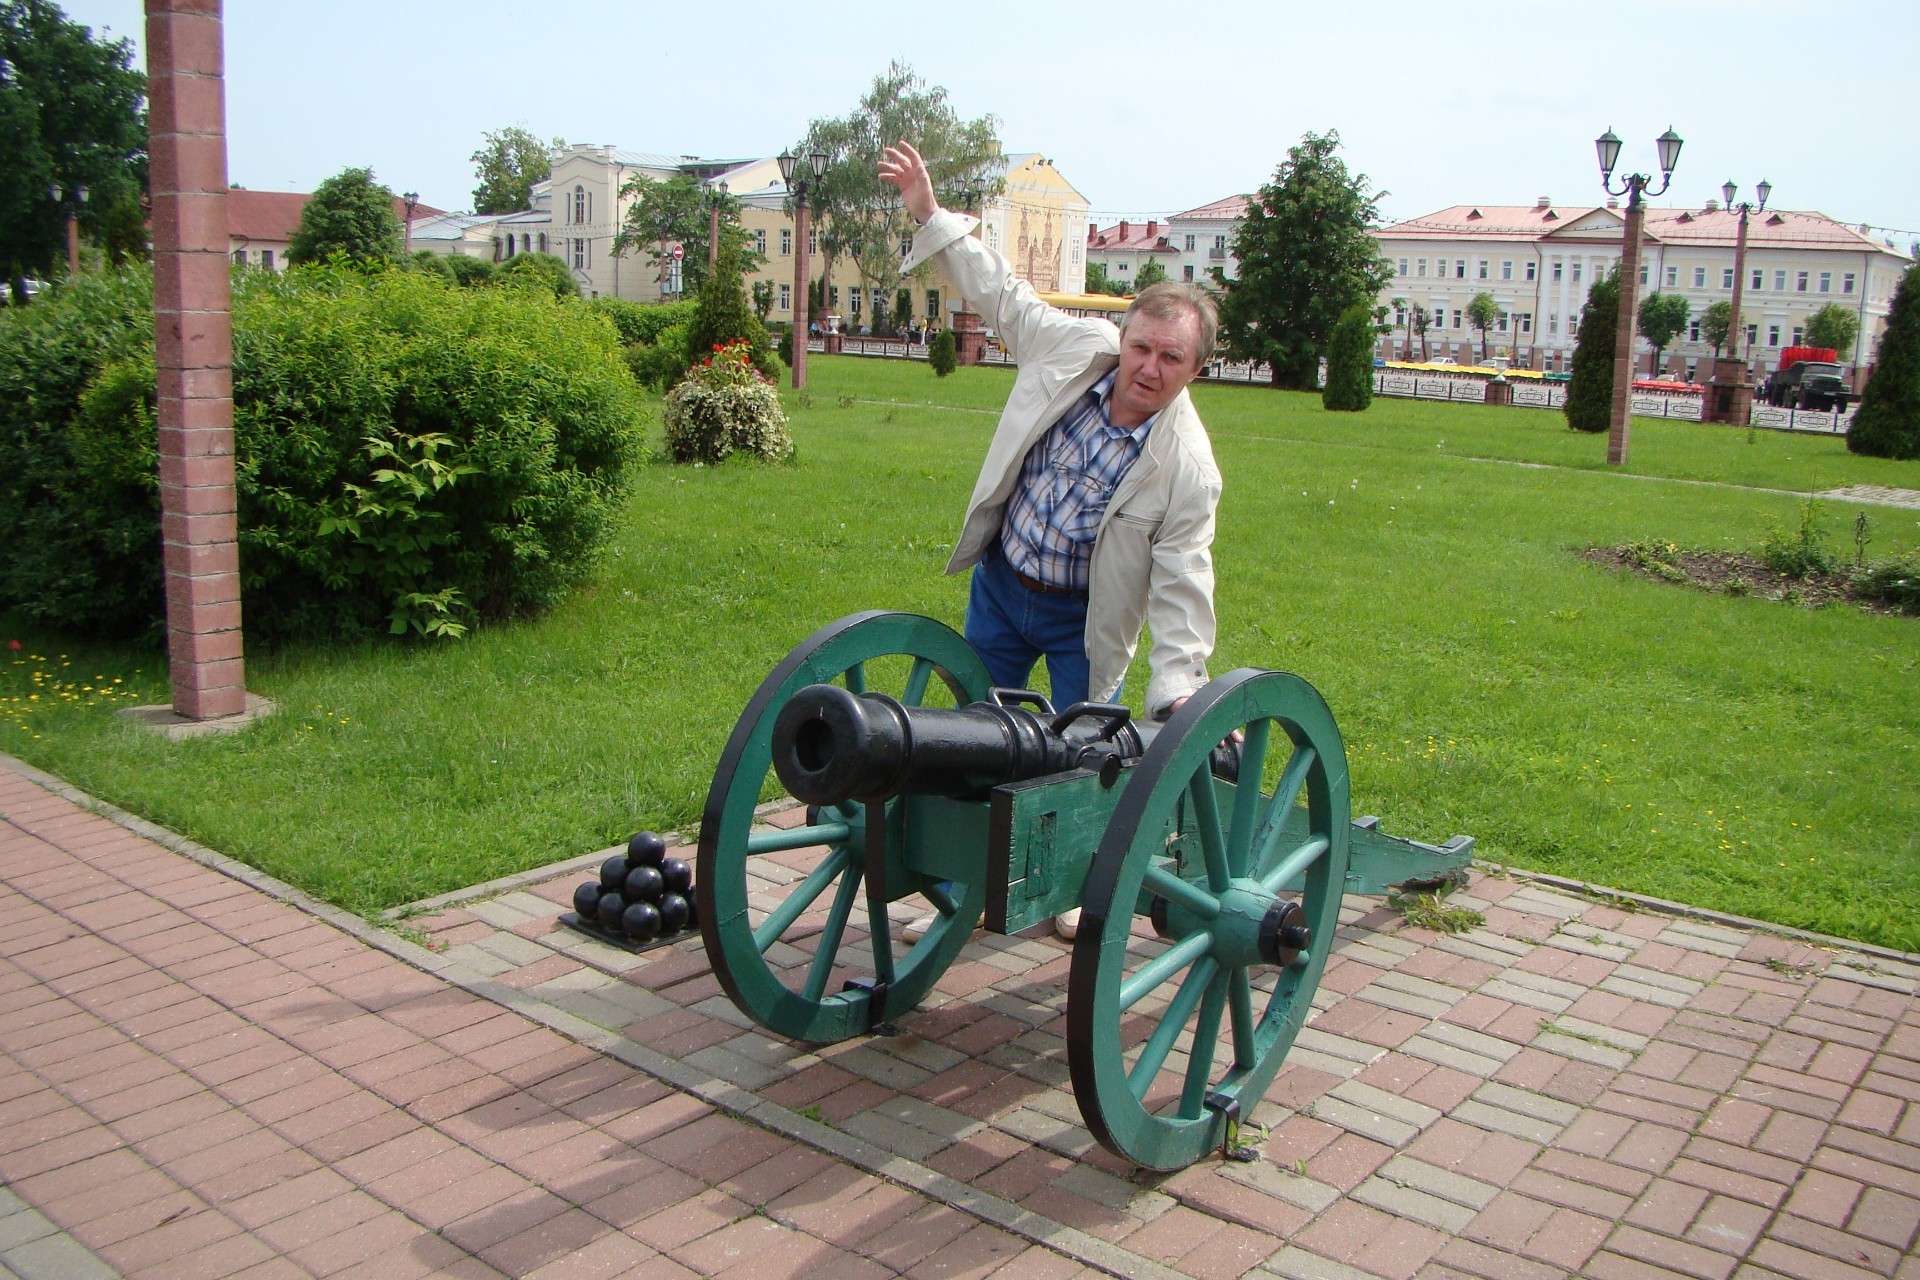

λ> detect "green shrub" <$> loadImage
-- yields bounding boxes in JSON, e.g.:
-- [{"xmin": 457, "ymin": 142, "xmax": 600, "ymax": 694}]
[
  {"xmin": 1564, "ymin": 267, "xmax": 1619, "ymax": 433},
  {"xmin": 1848, "ymin": 264, "xmax": 1920, "ymax": 460},
  {"xmin": 928, "ymin": 328, "xmax": 958, "ymax": 377},
  {"xmin": 1760, "ymin": 500, "xmax": 1837, "ymax": 579},
  {"xmin": 0, "ymin": 264, "xmax": 647, "ymax": 641},
  {"xmin": 1321, "ymin": 303, "xmax": 1375, "ymax": 412},
  {"xmin": 497, "ymin": 251, "xmax": 579, "ymax": 299},
  {"xmin": 661, "ymin": 339, "xmax": 792, "ymax": 464},
  {"xmin": 766, "ymin": 321, "xmax": 794, "ymax": 368},
  {"xmin": 411, "ymin": 252, "xmax": 496, "ymax": 288},
  {"xmin": 589, "ymin": 298, "xmax": 696, "ymax": 347},
  {"xmin": 626, "ymin": 321, "xmax": 692, "ymax": 391},
  {"xmin": 685, "ymin": 237, "xmax": 778, "ymax": 382},
  {"xmin": 0, "ymin": 268, "xmax": 165, "ymax": 635},
  {"xmin": 1854, "ymin": 557, "xmax": 1919, "ymax": 613}
]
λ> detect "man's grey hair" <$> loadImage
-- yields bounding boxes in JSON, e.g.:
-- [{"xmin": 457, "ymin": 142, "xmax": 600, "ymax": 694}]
[{"xmin": 1120, "ymin": 282, "xmax": 1219, "ymax": 369}]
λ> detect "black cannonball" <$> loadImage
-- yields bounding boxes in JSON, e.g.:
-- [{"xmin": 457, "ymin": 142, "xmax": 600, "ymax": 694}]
[
  {"xmin": 656, "ymin": 891, "xmax": 690, "ymax": 934},
  {"xmin": 627, "ymin": 830, "xmax": 667, "ymax": 866},
  {"xmin": 572, "ymin": 881, "xmax": 603, "ymax": 918},
  {"xmin": 599, "ymin": 855, "xmax": 631, "ymax": 890},
  {"xmin": 596, "ymin": 892, "xmax": 627, "ymax": 930},
  {"xmin": 624, "ymin": 864, "xmax": 665, "ymax": 902},
  {"xmin": 621, "ymin": 899, "xmax": 661, "ymax": 941},
  {"xmin": 659, "ymin": 856, "xmax": 693, "ymax": 895}
]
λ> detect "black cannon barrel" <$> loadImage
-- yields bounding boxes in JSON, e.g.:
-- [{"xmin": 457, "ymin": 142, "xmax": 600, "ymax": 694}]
[{"xmin": 771, "ymin": 685, "xmax": 1154, "ymax": 806}]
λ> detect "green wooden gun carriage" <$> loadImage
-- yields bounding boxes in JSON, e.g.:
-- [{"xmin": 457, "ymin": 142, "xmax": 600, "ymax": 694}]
[{"xmin": 695, "ymin": 612, "xmax": 1473, "ymax": 1170}]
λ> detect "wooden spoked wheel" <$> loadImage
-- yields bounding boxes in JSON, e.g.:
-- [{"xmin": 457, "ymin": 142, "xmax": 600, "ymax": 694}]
[
  {"xmin": 1067, "ymin": 668, "xmax": 1351, "ymax": 1169},
  {"xmin": 696, "ymin": 612, "xmax": 991, "ymax": 1043}
]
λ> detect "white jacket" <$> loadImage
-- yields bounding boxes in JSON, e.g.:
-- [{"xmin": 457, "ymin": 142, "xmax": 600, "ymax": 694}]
[{"xmin": 903, "ymin": 210, "xmax": 1221, "ymax": 715}]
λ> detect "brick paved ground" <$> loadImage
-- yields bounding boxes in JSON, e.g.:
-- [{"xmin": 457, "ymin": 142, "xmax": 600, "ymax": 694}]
[{"xmin": 4, "ymin": 755, "xmax": 1919, "ymax": 1280}]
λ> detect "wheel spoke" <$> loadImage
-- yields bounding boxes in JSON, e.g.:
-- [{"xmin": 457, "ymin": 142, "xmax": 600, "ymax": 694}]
[
  {"xmin": 1128, "ymin": 956, "xmax": 1217, "ymax": 1100},
  {"xmin": 1143, "ymin": 864, "xmax": 1219, "ymax": 921},
  {"xmin": 1187, "ymin": 768, "xmax": 1229, "ymax": 893},
  {"xmin": 1250, "ymin": 744, "xmax": 1318, "ymax": 880},
  {"xmin": 800, "ymin": 862, "xmax": 861, "ymax": 1002},
  {"xmin": 1259, "ymin": 834, "xmax": 1331, "ymax": 896},
  {"xmin": 901, "ymin": 657, "xmax": 934, "ymax": 707},
  {"xmin": 1225, "ymin": 720, "xmax": 1270, "ymax": 879},
  {"xmin": 842, "ymin": 661, "xmax": 867, "ymax": 694},
  {"xmin": 753, "ymin": 845, "xmax": 852, "ymax": 952},
  {"xmin": 1178, "ymin": 968, "xmax": 1229, "ymax": 1117},
  {"xmin": 1228, "ymin": 968, "xmax": 1256, "ymax": 1069},
  {"xmin": 1120, "ymin": 931, "xmax": 1212, "ymax": 1012},
  {"xmin": 746, "ymin": 821, "xmax": 851, "ymax": 855}
]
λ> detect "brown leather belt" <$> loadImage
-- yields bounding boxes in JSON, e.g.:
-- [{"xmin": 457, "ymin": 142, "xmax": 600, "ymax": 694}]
[{"xmin": 1010, "ymin": 566, "xmax": 1085, "ymax": 596}]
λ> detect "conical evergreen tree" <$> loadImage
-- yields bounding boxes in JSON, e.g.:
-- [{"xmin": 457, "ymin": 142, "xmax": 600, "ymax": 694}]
[
  {"xmin": 686, "ymin": 226, "xmax": 777, "ymax": 381},
  {"xmin": 1321, "ymin": 304, "xmax": 1375, "ymax": 412},
  {"xmin": 1564, "ymin": 266, "xmax": 1620, "ymax": 433},
  {"xmin": 1848, "ymin": 264, "xmax": 1920, "ymax": 460}
]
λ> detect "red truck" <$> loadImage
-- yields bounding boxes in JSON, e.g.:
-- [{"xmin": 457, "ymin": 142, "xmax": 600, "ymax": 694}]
[{"xmin": 1762, "ymin": 346, "xmax": 1850, "ymax": 411}]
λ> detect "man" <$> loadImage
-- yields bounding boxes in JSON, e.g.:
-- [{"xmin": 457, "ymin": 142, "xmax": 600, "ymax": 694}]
[{"xmin": 880, "ymin": 142, "xmax": 1223, "ymax": 939}]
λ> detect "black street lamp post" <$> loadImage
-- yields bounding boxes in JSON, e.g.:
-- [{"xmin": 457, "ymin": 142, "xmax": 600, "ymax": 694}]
[
  {"xmin": 778, "ymin": 148, "xmax": 829, "ymax": 389},
  {"xmin": 1708, "ymin": 178, "xmax": 1770, "ymax": 423},
  {"xmin": 1596, "ymin": 126, "xmax": 1683, "ymax": 465},
  {"xmin": 403, "ymin": 191, "xmax": 419, "ymax": 258}
]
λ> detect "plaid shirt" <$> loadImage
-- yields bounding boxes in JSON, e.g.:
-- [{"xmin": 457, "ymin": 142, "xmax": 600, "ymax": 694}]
[{"xmin": 999, "ymin": 372, "xmax": 1155, "ymax": 592}]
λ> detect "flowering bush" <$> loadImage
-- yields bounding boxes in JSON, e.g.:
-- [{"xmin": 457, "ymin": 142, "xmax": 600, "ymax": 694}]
[{"xmin": 661, "ymin": 341, "xmax": 793, "ymax": 464}]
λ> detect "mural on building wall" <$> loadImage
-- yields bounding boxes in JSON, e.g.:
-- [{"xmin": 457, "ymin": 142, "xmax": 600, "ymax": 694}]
[{"xmin": 1014, "ymin": 204, "xmax": 1062, "ymax": 292}]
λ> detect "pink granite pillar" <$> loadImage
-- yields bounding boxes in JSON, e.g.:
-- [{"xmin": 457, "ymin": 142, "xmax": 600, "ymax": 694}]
[{"xmin": 148, "ymin": 0, "xmax": 246, "ymax": 720}]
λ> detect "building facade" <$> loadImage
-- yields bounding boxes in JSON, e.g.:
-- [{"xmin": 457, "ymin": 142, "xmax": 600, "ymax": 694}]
[
  {"xmin": 1166, "ymin": 195, "xmax": 1245, "ymax": 288},
  {"xmin": 1373, "ymin": 200, "xmax": 1910, "ymax": 381}
]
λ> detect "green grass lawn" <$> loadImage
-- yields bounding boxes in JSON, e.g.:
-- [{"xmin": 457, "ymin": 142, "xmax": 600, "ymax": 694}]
[{"xmin": 5, "ymin": 355, "xmax": 1918, "ymax": 950}]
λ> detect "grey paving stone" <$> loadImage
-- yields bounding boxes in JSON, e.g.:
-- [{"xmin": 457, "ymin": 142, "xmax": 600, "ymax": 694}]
[
  {"xmin": 683, "ymin": 1043, "xmax": 786, "ymax": 1091},
  {"xmin": 1295, "ymin": 1027, "xmax": 1388, "ymax": 1067},
  {"xmin": 1329, "ymin": 1079, "xmax": 1443, "ymax": 1131},
  {"xmin": 439, "ymin": 942, "xmax": 518, "ymax": 976},
  {"xmin": 1502, "ymin": 887, "xmax": 1588, "ymax": 920},
  {"xmin": 1223, "ymin": 1159, "xmax": 1343, "ymax": 1213},
  {"xmin": 466, "ymin": 897, "xmax": 542, "ymax": 930},
  {"xmin": 1374, "ymin": 1154, "xmax": 1500, "ymax": 1209},
  {"xmin": 1473, "ymin": 1081, "xmax": 1580, "ymax": 1126},
  {"xmin": 873, "ymin": 1095, "xmax": 983, "ymax": 1143},
  {"xmin": 839, "ymin": 1107, "xmax": 950, "ymax": 1161},
  {"xmin": 2, "ymin": 1233, "xmax": 119, "ymax": 1280},
  {"xmin": 1351, "ymin": 1175, "xmax": 1478, "ymax": 1232},
  {"xmin": 1262, "ymin": 1244, "xmax": 1396, "ymax": 1280},
  {"xmin": 1435, "ymin": 931, "xmax": 1532, "ymax": 964},
  {"xmin": 474, "ymin": 930, "xmax": 559, "ymax": 967},
  {"xmin": 1419, "ymin": 1020, "xmax": 1523, "ymax": 1064},
  {"xmin": 1452, "ymin": 1098, "xmax": 1567, "ymax": 1145},
  {"xmin": 1597, "ymin": 973, "xmax": 1694, "ymax": 1009},
  {"xmin": 1310, "ymin": 1094, "xmax": 1421, "ymax": 1148},
  {"xmin": 1352, "ymin": 981, "xmax": 1452, "ymax": 1021},
  {"xmin": 1541, "ymin": 933, "xmax": 1634, "ymax": 963},
  {"xmin": 1659, "ymin": 920, "xmax": 1747, "ymax": 957},
  {"xmin": 828, "ymin": 1042, "xmax": 935, "ymax": 1090},
  {"xmin": 1542, "ymin": 1015, "xmax": 1649, "ymax": 1054},
  {"xmin": 1056, "ymin": 1163, "xmax": 1175, "ymax": 1220}
]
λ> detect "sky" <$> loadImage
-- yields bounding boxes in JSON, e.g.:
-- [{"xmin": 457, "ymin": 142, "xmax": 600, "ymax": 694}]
[{"xmin": 60, "ymin": 0, "xmax": 1920, "ymax": 248}]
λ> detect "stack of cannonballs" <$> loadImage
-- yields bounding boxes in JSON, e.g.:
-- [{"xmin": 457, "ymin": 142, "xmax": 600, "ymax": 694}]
[{"xmin": 568, "ymin": 831, "xmax": 696, "ymax": 947}]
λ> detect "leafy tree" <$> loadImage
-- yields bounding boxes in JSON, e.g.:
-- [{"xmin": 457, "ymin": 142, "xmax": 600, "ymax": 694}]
[
  {"xmin": 685, "ymin": 225, "xmax": 777, "ymax": 382},
  {"xmin": 1700, "ymin": 299, "xmax": 1733, "ymax": 358},
  {"xmin": 287, "ymin": 167, "xmax": 402, "ymax": 267},
  {"xmin": 1466, "ymin": 292, "xmax": 1502, "ymax": 362},
  {"xmin": 1322, "ymin": 303, "xmax": 1375, "ymax": 412},
  {"xmin": 1216, "ymin": 131, "xmax": 1391, "ymax": 390},
  {"xmin": 498, "ymin": 251, "xmax": 578, "ymax": 299},
  {"xmin": 612, "ymin": 174, "xmax": 756, "ymax": 296},
  {"xmin": 470, "ymin": 126, "xmax": 561, "ymax": 215},
  {"xmin": 0, "ymin": 0, "xmax": 147, "ymax": 300},
  {"xmin": 1565, "ymin": 267, "xmax": 1620, "ymax": 432},
  {"xmin": 794, "ymin": 61, "xmax": 1001, "ymax": 322},
  {"xmin": 1085, "ymin": 260, "xmax": 1125, "ymax": 296},
  {"xmin": 750, "ymin": 280, "xmax": 774, "ymax": 321},
  {"xmin": 1847, "ymin": 264, "xmax": 1920, "ymax": 459},
  {"xmin": 1636, "ymin": 291, "xmax": 1690, "ymax": 375},
  {"xmin": 1134, "ymin": 257, "xmax": 1169, "ymax": 292},
  {"xmin": 1805, "ymin": 302, "xmax": 1860, "ymax": 358}
]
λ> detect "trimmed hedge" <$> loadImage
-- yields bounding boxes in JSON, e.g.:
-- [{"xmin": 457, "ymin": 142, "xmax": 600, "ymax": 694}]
[{"xmin": 0, "ymin": 264, "xmax": 649, "ymax": 641}]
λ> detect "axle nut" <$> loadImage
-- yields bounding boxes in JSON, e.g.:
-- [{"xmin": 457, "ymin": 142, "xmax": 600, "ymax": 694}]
[{"xmin": 1259, "ymin": 900, "xmax": 1311, "ymax": 966}]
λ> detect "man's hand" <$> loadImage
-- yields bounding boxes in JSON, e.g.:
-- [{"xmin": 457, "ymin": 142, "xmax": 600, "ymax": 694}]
[
  {"xmin": 1163, "ymin": 695, "xmax": 1245, "ymax": 744},
  {"xmin": 878, "ymin": 142, "xmax": 939, "ymax": 228}
]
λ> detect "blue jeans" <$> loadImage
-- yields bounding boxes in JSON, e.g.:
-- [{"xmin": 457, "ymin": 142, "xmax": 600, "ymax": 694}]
[{"xmin": 965, "ymin": 547, "xmax": 1092, "ymax": 709}]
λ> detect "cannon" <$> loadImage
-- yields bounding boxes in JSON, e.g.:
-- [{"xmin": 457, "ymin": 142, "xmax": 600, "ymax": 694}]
[{"xmin": 696, "ymin": 612, "xmax": 1474, "ymax": 1170}]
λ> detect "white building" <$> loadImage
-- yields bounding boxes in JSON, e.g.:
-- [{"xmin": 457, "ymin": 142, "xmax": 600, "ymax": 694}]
[
  {"xmin": 1166, "ymin": 195, "xmax": 1245, "ymax": 288},
  {"xmin": 1373, "ymin": 199, "xmax": 1911, "ymax": 381}
]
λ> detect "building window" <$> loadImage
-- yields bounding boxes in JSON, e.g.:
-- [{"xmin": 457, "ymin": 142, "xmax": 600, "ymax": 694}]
[
  {"xmin": 1796, "ymin": 271, "xmax": 1809, "ymax": 292},
  {"xmin": 1451, "ymin": 309, "xmax": 1463, "ymax": 329},
  {"xmin": 1768, "ymin": 324, "xmax": 1780, "ymax": 346},
  {"xmin": 1548, "ymin": 312, "xmax": 1559, "ymax": 334},
  {"xmin": 1183, "ymin": 265, "xmax": 1194, "ymax": 282},
  {"xmin": 1572, "ymin": 262, "xmax": 1583, "ymax": 284},
  {"xmin": 1416, "ymin": 258, "xmax": 1427, "ymax": 278},
  {"xmin": 1693, "ymin": 267, "xmax": 1706, "ymax": 287},
  {"xmin": 572, "ymin": 185, "xmax": 589, "ymax": 225},
  {"xmin": 1752, "ymin": 269, "xmax": 1763, "ymax": 290},
  {"xmin": 809, "ymin": 229, "xmax": 818, "ymax": 255},
  {"xmin": 1116, "ymin": 260, "xmax": 1129, "ymax": 273},
  {"xmin": 1525, "ymin": 261, "xmax": 1536, "ymax": 281},
  {"xmin": 1187, "ymin": 235, "xmax": 1197, "ymax": 252},
  {"xmin": 1516, "ymin": 312, "xmax": 1532, "ymax": 334},
  {"xmin": 261, "ymin": 249, "xmax": 274, "ymax": 270},
  {"xmin": 503, "ymin": 237, "xmax": 515, "ymax": 259},
  {"xmin": 1501, "ymin": 260, "xmax": 1513, "ymax": 280},
  {"xmin": 1496, "ymin": 313, "xmax": 1508, "ymax": 332},
  {"xmin": 778, "ymin": 283, "xmax": 790, "ymax": 311},
  {"xmin": 1452, "ymin": 260, "xmax": 1464, "ymax": 279},
  {"xmin": 1688, "ymin": 319, "xmax": 1701, "ymax": 342},
  {"xmin": 900, "ymin": 233, "xmax": 912, "ymax": 256},
  {"xmin": 1722, "ymin": 268, "xmax": 1734, "ymax": 288},
  {"xmin": 1477, "ymin": 259, "xmax": 1489, "ymax": 280},
  {"xmin": 1793, "ymin": 326, "xmax": 1804, "ymax": 345},
  {"xmin": 1639, "ymin": 264, "xmax": 1649, "ymax": 285},
  {"xmin": 1397, "ymin": 257, "xmax": 1408, "ymax": 277},
  {"xmin": 1214, "ymin": 235, "xmax": 1226, "ymax": 251},
  {"xmin": 1774, "ymin": 270, "xmax": 1786, "ymax": 291},
  {"xmin": 829, "ymin": 286, "xmax": 839, "ymax": 307},
  {"xmin": 926, "ymin": 289, "xmax": 939, "ymax": 318},
  {"xmin": 571, "ymin": 238, "xmax": 588, "ymax": 269},
  {"xmin": 780, "ymin": 228, "xmax": 791, "ymax": 255},
  {"xmin": 849, "ymin": 286, "xmax": 862, "ymax": 315},
  {"xmin": 1552, "ymin": 259, "xmax": 1563, "ymax": 283},
  {"xmin": 753, "ymin": 229, "xmax": 766, "ymax": 254},
  {"xmin": 1746, "ymin": 323, "xmax": 1758, "ymax": 346},
  {"xmin": 1819, "ymin": 271, "xmax": 1831, "ymax": 293},
  {"xmin": 1843, "ymin": 272, "xmax": 1856, "ymax": 294},
  {"xmin": 1665, "ymin": 265, "xmax": 1677, "ymax": 287},
  {"xmin": 1433, "ymin": 258, "xmax": 1446, "ymax": 278},
  {"xmin": 232, "ymin": 249, "xmax": 247, "ymax": 265},
  {"xmin": 986, "ymin": 224, "xmax": 998, "ymax": 250}
]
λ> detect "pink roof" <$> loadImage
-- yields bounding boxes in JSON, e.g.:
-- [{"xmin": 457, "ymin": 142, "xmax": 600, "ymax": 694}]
[
  {"xmin": 227, "ymin": 189, "xmax": 446, "ymax": 244},
  {"xmin": 1088, "ymin": 220, "xmax": 1173, "ymax": 252},
  {"xmin": 1377, "ymin": 204, "xmax": 1601, "ymax": 242},
  {"xmin": 1380, "ymin": 203, "xmax": 1897, "ymax": 254},
  {"xmin": 1173, "ymin": 194, "xmax": 1248, "ymax": 221}
]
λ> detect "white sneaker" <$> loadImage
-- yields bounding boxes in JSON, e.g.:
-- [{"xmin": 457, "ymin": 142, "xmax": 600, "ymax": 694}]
[
  {"xmin": 1055, "ymin": 908, "xmax": 1082, "ymax": 940},
  {"xmin": 903, "ymin": 910, "xmax": 937, "ymax": 943}
]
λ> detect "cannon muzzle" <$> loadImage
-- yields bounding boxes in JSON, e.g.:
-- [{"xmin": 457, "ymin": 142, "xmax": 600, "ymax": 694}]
[{"xmin": 772, "ymin": 685, "xmax": 1155, "ymax": 807}]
